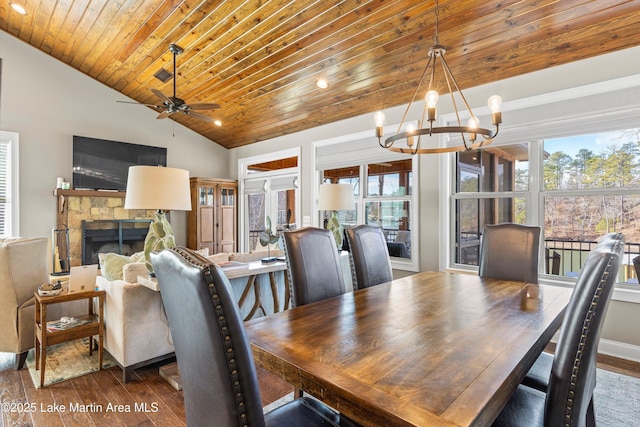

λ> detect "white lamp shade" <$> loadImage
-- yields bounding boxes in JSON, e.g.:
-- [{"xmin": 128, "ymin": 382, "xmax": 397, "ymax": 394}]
[
  {"xmin": 318, "ymin": 183, "xmax": 354, "ymax": 211},
  {"xmin": 124, "ymin": 166, "xmax": 192, "ymax": 211}
]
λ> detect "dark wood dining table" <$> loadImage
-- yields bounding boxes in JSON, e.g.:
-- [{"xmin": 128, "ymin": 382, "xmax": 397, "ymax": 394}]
[{"xmin": 244, "ymin": 271, "xmax": 573, "ymax": 427}]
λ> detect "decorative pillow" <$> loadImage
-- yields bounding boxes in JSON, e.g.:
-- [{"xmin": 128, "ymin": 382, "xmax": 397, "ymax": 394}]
[
  {"xmin": 130, "ymin": 251, "xmax": 145, "ymax": 263},
  {"xmin": 123, "ymin": 262, "xmax": 150, "ymax": 283},
  {"xmin": 98, "ymin": 252, "xmax": 133, "ymax": 281},
  {"xmin": 195, "ymin": 247, "xmax": 210, "ymax": 257}
]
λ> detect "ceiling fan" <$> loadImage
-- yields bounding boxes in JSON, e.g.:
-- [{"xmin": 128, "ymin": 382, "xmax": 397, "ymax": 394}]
[{"xmin": 118, "ymin": 43, "xmax": 220, "ymax": 122}]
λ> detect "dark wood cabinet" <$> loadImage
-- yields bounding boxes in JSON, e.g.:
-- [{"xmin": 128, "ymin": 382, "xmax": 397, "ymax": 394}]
[{"xmin": 187, "ymin": 177, "xmax": 237, "ymax": 254}]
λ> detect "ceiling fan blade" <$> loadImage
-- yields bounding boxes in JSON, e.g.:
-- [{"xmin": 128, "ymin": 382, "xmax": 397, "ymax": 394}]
[
  {"xmin": 151, "ymin": 89, "xmax": 173, "ymax": 106},
  {"xmin": 186, "ymin": 103, "xmax": 221, "ymax": 110},
  {"xmin": 157, "ymin": 111, "xmax": 175, "ymax": 120},
  {"xmin": 183, "ymin": 110, "xmax": 216, "ymax": 122},
  {"xmin": 117, "ymin": 100, "xmax": 159, "ymax": 107}
]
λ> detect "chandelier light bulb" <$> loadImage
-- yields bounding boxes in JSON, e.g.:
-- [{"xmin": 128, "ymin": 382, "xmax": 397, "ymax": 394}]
[
  {"xmin": 425, "ymin": 90, "xmax": 439, "ymax": 108},
  {"xmin": 406, "ymin": 124, "xmax": 416, "ymax": 147},
  {"xmin": 488, "ymin": 95, "xmax": 502, "ymax": 113},
  {"xmin": 374, "ymin": 111, "xmax": 386, "ymax": 138},
  {"xmin": 468, "ymin": 117, "xmax": 479, "ymax": 142},
  {"xmin": 488, "ymin": 95, "xmax": 503, "ymax": 126}
]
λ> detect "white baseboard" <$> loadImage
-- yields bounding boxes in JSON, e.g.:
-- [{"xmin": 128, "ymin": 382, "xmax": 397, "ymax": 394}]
[{"xmin": 599, "ymin": 339, "xmax": 640, "ymax": 363}]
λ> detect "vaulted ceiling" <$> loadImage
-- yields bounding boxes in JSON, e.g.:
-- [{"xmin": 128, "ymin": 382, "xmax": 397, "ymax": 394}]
[{"xmin": 1, "ymin": 1, "xmax": 639, "ymax": 149}]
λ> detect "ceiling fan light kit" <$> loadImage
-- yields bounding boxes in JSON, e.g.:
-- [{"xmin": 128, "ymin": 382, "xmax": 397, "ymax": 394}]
[{"xmin": 118, "ymin": 43, "xmax": 220, "ymax": 124}]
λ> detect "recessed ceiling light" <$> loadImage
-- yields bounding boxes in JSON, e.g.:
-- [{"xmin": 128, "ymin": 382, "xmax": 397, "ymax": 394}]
[
  {"xmin": 316, "ymin": 79, "xmax": 328, "ymax": 89},
  {"xmin": 214, "ymin": 120, "xmax": 222, "ymax": 127},
  {"xmin": 10, "ymin": 2, "xmax": 27, "ymax": 15}
]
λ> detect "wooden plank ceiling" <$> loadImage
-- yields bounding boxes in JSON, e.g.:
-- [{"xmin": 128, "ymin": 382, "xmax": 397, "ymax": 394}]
[{"xmin": 1, "ymin": 1, "xmax": 639, "ymax": 149}]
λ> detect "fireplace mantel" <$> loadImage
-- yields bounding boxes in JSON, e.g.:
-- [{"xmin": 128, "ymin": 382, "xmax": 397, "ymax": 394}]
[{"xmin": 54, "ymin": 189, "xmax": 126, "ymax": 198}]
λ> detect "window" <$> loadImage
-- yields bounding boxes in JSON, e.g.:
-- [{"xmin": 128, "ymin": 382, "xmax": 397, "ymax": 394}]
[
  {"xmin": 451, "ymin": 128, "xmax": 640, "ymax": 284},
  {"xmin": 239, "ymin": 149, "xmax": 300, "ymax": 253},
  {"xmin": 322, "ymin": 159, "xmax": 416, "ymax": 265},
  {"xmin": 0, "ymin": 131, "xmax": 17, "ymax": 237},
  {"xmin": 452, "ymin": 144, "xmax": 529, "ymax": 266},
  {"xmin": 542, "ymin": 130, "xmax": 640, "ymax": 282}
]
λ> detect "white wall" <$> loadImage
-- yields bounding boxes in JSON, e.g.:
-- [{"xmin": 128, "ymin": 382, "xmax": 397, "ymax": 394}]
[{"xmin": 0, "ymin": 31, "xmax": 231, "ymax": 246}]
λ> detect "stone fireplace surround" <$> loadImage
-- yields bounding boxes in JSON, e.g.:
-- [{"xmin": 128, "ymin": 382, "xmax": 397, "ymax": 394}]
[{"xmin": 54, "ymin": 189, "xmax": 157, "ymax": 268}]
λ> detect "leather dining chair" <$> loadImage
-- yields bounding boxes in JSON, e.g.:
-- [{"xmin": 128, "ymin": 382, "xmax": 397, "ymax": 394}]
[
  {"xmin": 151, "ymin": 247, "xmax": 356, "ymax": 427},
  {"xmin": 479, "ymin": 223, "xmax": 541, "ymax": 284},
  {"xmin": 492, "ymin": 232, "xmax": 624, "ymax": 427},
  {"xmin": 283, "ymin": 227, "xmax": 346, "ymax": 307},
  {"xmin": 523, "ymin": 232, "xmax": 624, "ymax": 393},
  {"xmin": 345, "ymin": 225, "xmax": 393, "ymax": 290}
]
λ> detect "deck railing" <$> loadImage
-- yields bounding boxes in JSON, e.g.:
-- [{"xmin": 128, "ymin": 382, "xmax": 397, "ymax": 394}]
[{"xmin": 544, "ymin": 239, "xmax": 640, "ymax": 283}]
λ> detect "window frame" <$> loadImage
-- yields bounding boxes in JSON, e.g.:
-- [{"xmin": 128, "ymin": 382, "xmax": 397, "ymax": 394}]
[
  {"xmin": 441, "ymin": 75, "xmax": 640, "ymax": 302},
  {"xmin": 314, "ymin": 130, "xmax": 419, "ymax": 272},
  {"xmin": 0, "ymin": 131, "xmax": 19, "ymax": 238},
  {"xmin": 237, "ymin": 147, "xmax": 301, "ymax": 253}
]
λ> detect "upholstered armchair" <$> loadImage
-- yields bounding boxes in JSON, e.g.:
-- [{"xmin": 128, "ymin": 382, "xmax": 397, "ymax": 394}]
[{"xmin": 0, "ymin": 237, "xmax": 49, "ymax": 370}]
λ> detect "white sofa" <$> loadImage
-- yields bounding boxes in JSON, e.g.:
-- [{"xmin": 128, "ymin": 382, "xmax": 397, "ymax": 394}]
[
  {"xmin": 96, "ymin": 251, "xmax": 232, "ymax": 382},
  {"xmin": 96, "ymin": 261, "xmax": 175, "ymax": 382}
]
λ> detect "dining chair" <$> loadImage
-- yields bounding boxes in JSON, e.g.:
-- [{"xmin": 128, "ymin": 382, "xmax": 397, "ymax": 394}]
[
  {"xmin": 345, "ymin": 225, "xmax": 393, "ymax": 290},
  {"xmin": 522, "ymin": 232, "xmax": 624, "ymax": 393},
  {"xmin": 283, "ymin": 227, "xmax": 346, "ymax": 307},
  {"xmin": 151, "ymin": 247, "xmax": 356, "ymax": 427},
  {"xmin": 479, "ymin": 223, "xmax": 541, "ymax": 284},
  {"xmin": 492, "ymin": 232, "xmax": 624, "ymax": 427}
]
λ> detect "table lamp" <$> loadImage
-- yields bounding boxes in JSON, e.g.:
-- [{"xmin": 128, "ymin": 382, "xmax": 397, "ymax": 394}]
[
  {"xmin": 124, "ymin": 166, "xmax": 191, "ymax": 275},
  {"xmin": 318, "ymin": 183, "xmax": 354, "ymax": 250}
]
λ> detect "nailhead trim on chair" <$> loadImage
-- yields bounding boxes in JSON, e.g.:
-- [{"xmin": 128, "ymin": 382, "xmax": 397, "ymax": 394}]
[
  {"xmin": 562, "ymin": 234, "xmax": 623, "ymax": 427},
  {"xmin": 169, "ymin": 247, "xmax": 248, "ymax": 427}
]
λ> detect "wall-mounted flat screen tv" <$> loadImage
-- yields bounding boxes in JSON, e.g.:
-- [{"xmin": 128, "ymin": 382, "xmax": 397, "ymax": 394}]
[{"xmin": 73, "ymin": 136, "xmax": 167, "ymax": 191}]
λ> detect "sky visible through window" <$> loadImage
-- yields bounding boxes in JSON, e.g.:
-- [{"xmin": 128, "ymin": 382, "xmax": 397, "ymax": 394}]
[{"xmin": 545, "ymin": 132, "xmax": 625, "ymax": 158}]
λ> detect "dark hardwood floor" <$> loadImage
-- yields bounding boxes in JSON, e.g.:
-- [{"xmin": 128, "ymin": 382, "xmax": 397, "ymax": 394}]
[
  {"xmin": 0, "ymin": 352, "xmax": 292, "ymax": 427},
  {"xmin": 2, "ymin": 347, "xmax": 638, "ymax": 427}
]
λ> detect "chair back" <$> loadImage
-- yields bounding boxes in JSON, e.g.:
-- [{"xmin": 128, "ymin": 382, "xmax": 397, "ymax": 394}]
[
  {"xmin": 478, "ymin": 223, "xmax": 541, "ymax": 284},
  {"xmin": 545, "ymin": 232, "xmax": 624, "ymax": 427},
  {"xmin": 633, "ymin": 255, "xmax": 640, "ymax": 281},
  {"xmin": 283, "ymin": 227, "xmax": 345, "ymax": 307},
  {"xmin": 345, "ymin": 225, "xmax": 393, "ymax": 290},
  {"xmin": 151, "ymin": 247, "xmax": 265, "ymax": 427}
]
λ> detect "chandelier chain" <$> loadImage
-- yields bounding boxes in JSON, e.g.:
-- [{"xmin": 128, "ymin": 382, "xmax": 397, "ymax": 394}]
[{"xmin": 433, "ymin": 0, "xmax": 439, "ymax": 45}]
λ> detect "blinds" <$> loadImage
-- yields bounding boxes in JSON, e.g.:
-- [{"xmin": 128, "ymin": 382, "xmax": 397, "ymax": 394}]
[
  {"xmin": 316, "ymin": 134, "xmax": 410, "ymax": 170},
  {"xmin": 244, "ymin": 176, "xmax": 298, "ymax": 193},
  {"xmin": 244, "ymin": 179, "xmax": 267, "ymax": 194},
  {"xmin": 0, "ymin": 138, "xmax": 10, "ymax": 237},
  {"xmin": 270, "ymin": 176, "xmax": 298, "ymax": 191}
]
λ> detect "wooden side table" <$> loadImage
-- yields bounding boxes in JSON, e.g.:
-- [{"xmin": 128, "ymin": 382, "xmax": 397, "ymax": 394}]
[{"xmin": 34, "ymin": 288, "xmax": 105, "ymax": 387}]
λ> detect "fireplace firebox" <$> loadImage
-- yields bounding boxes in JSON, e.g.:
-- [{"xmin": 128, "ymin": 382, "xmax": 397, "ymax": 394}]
[{"xmin": 82, "ymin": 219, "xmax": 151, "ymax": 265}]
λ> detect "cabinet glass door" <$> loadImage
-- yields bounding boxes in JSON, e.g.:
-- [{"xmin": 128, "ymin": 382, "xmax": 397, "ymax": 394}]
[
  {"xmin": 221, "ymin": 188, "xmax": 235, "ymax": 206},
  {"xmin": 199, "ymin": 187, "xmax": 214, "ymax": 206}
]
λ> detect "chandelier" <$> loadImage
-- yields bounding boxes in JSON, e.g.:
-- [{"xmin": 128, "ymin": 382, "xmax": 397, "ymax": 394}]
[{"xmin": 374, "ymin": 0, "xmax": 502, "ymax": 154}]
